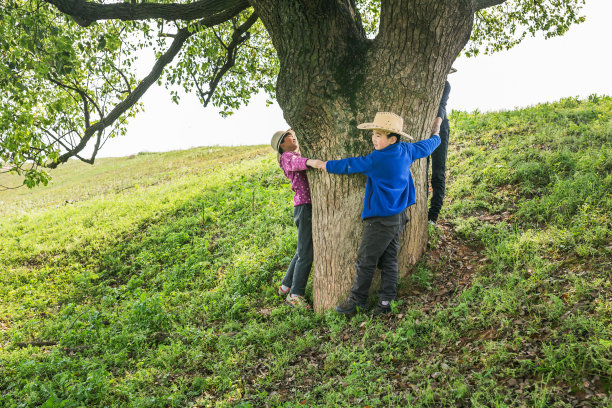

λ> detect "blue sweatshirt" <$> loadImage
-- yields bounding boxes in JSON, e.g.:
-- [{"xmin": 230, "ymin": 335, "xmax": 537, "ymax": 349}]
[{"xmin": 326, "ymin": 135, "xmax": 441, "ymax": 219}]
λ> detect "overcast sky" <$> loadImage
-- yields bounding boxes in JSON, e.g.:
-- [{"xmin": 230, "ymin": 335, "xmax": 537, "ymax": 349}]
[{"xmin": 98, "ymin": 0, "xmax": 612, "ymax": 157}]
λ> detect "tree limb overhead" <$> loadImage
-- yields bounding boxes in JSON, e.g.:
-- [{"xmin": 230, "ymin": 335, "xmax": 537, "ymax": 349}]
[
  {"xmin": 48, "ymin": 25, "xmax": 195, "ymax": 167},
  {"xmin": 44, "ymin": 0, "xmax": 250, "ymax": 27},
  {"xmin": 194, "ymin": 12, "xmax": 258, "ymax": 107},
  {"xmin": 473, "ymin": 0, "xmax": 507, "ymax": 11}
]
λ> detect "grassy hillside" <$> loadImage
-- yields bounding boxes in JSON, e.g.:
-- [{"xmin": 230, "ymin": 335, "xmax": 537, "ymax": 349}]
[{"xmin": 1, "ymin": 96, "xmax": 610, "ymax": 407}]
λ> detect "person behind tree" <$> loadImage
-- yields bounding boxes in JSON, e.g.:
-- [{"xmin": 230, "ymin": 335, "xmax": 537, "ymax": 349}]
[
  {"xmin": 427, "ymin": 67, "xmax": 456, "ymax": 224},
  {"xmin": 310, "ymin": 112, "xmax": 440, "ymax": 315},
  {"xmin": 271, "ymin": 129, "xmax": 324, "ymax": 309}
]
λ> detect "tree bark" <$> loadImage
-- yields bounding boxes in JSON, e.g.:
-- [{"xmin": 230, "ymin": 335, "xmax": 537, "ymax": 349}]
[
  {"xmin": 473, "ymin": 0, "xmax": 507, "ymax": 11},
  {"xmin": 44, "ymin": 0, "xmax": 249, "ymax": 27},
  {"xmin": 252, "ymin": 0, "xmax": 474, "ymax": 311}
]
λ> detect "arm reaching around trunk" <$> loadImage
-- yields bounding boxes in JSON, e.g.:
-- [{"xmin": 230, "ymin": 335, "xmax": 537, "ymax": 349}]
[
  {"xmin": 307, "ymin": 159, "xmax": 326, "ymax": 170},
  {"xmin": 326, "ymin": 155, "xmax": 374, "ymax": 175},
  {"xmin": 307, "ymin": 159, "xmax": 327, "ymax": 171},
  {"xmin": 411, "ymin": 134, "xmax": 441, "ymax": 160}
]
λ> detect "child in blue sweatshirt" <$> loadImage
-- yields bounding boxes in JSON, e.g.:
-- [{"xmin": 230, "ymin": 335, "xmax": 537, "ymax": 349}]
[{"xmin": 311, "ymin": 112, "xmax": 440, "ymax": 315}]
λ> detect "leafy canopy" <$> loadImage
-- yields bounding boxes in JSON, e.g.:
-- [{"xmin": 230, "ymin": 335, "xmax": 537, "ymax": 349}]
[{"xmin": 0, "ymin": 0, "xmax": 585, "ymax": 188}]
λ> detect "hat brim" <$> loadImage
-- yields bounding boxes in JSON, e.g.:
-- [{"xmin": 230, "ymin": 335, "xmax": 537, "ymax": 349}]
[
  {"xmin": 450, "ymin": 67, "xmax": 457, "ymax": 74},
  {"xmin": 274, "ymin": 131, "xmax": 291, "ymax": 152},
  {"xmin": 357, "ymin": 123, "xmax": 413, "ymax": 140}
]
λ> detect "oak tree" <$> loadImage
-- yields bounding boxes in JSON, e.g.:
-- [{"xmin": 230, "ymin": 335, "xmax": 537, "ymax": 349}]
[{"xmin": 0, "ymin": 0, "xmax": 585, "ymax": 310}]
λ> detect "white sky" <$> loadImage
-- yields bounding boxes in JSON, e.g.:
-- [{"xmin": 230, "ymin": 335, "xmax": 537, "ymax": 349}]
[{"xmin": 98, "ymin": 0, "xmax": 612, "ymax": 157}]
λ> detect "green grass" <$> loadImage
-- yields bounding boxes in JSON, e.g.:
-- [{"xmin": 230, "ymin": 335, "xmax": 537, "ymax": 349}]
[{"xmin": 1, "ymin": 96, "xmax": 611, "ymax": 407}]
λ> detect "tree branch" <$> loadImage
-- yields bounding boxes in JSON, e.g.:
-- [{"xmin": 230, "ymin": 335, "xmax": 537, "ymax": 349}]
[
  {"xmin": 473, "ymin": 0, "xmax": 508, "ymax": 11},
  {"xmin": 48, "ymin": 77, "xmax": 103, "ymax": 120},
  {"xmin": 0, "ymin": 185, "xmax": 25, "ymax": 191},
  {"xmin": 42, "ymin": 128, "xmax": 74, "ymax": 153},
  {"xmin": 196, "ymin": 12, "xmax": 258, "ymax": 107},
  {"xmin": 44, "ymin": 0, "xmax": 250, "ymax": 27},
  {"xmin": 48, "ymin": 24, "xmax": 195, "ymax": 168},
  {"xmin": 108, "ymin": 59, "xmax": 133, "ymax": 94},
  {"xmin": 346, "ymin": 0, "xmax": 366, "ymax": 38}
]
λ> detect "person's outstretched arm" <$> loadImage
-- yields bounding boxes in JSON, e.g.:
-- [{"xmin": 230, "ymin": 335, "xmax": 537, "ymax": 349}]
[
  {"xmin": 411, "ymin": 134, "xmax": 441, "ymax": 160},
  {"xmin": 326, "ymin": 155, "xmax": 374, "ymax": 175}
]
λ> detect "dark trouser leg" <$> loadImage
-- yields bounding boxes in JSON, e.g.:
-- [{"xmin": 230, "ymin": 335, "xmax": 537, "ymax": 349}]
[
  {"xmin": 282, "ymin": 254, "xmax": 298, "ymax": 289},
  {"xmin": 284, "ymin": 204, "xmax": 313, "ymax": 296},
  {"xmin": 377, "ymin": 237, "xmax": 406, "ymax": 302},
  {"xmin": 377, "ymin": 212, "xmax": 408, "ymax": 302},
  {"xmin": 350, "ymin": 219, "xmax": 403, "ymax": 304},
  {"xmin": 428, "ymin": 121, "xmax": 450, "ymax": 223}
]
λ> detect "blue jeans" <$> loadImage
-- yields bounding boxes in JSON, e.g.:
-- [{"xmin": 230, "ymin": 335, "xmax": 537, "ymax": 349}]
[
  {"xmin": 427, "ymin": 119, "xmax": 450, "ymax": 222},
  {"xmin": 282, "ymin": 204, "xmax": 313, "ymax": 296}
]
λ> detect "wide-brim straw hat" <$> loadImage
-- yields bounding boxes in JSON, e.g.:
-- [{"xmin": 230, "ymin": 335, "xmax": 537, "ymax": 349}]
[
  {"xmin": 271, "ymin": 130, "xmax": 289, "ymax": 152},
  {"xmin": 357, "ymin": 112, "xmax": 413, "ymax": 140},
  {"xmin": 450, "ymin": 67, "xmax": 457, "ymax": 74}
]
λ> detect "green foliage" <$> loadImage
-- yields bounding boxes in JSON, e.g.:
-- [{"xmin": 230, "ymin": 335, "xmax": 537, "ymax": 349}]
[
  {"xmin": 355, "ymin": 0, "xmax": 586, "ymax": 56},
  {"xmin": 439, "ymin": 95, "xmax": 611, "ymax": 404},
  {"xmin": 0, "ymin": 2, "xmax": 277, "ymax": 188},
  {"xmin": 1, "ymin": 0, "xmax": 145, "ymax": 187},
  {"xmin": 1, "ymin": 0, "xmax": 588, "ymax": 188},
  {"xmin": 355, "ymin": 0, "xmax": 381, "ymax": 38},
  {"xmin": 466, "ymin": 0, "xmax": 586, "ymax": 56},
  {"xmin": 1, "ymin": 93, "xmax": 610, "ymax": 408},
  {"xmin": 169, "ymin": 17, "xmax": 278, "ymax": 116}
]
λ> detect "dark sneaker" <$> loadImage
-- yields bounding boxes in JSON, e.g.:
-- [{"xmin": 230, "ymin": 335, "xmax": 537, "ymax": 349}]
[
  {"xmin": 372, "ymin": 302, "xmax": 392, "ymax": 316},
  {"xmin": 336, "ymin": 298, "xmax": 367, "ymax": 314}
]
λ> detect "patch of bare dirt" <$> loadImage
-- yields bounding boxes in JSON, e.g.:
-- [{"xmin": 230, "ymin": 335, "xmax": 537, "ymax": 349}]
[{"xmin": 399, "ymin": 220, "xmax": 482, "ymax": 310}]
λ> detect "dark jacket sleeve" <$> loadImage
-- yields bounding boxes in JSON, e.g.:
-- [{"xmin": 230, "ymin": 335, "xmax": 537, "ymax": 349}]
[{"xmin": 436, "ymin": 81, "xmax": 451, "ymax": 120}]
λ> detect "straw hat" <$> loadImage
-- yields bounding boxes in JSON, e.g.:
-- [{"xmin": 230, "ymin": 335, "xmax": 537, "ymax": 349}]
[
  {"xmin": 270, "ymin": 130, "xmax": 289, "ymax": 153},
  {"xmin": 450, "ymin": 67, "xmax": 457, "ymax": 74},
  {"xmin": 357, "ymin": 112, "xmax": 413, "ymax": 140}
]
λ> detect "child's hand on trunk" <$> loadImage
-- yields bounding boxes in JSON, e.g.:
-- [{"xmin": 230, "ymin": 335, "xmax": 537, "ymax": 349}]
[{"xmin": 307, "ymin": 159, "xmax": 327, "ymax": 171}]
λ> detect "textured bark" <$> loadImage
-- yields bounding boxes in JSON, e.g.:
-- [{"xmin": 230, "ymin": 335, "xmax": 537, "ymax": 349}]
[
  {"xmin": 473, "ymin": 0, "xmax": 508, "ymax": 11},
  {"xmin": 252, "ymin": 0, "xmax": 474, "ymax": 311},
  {"xmin": 44, "ymin": 0, "xmax": 249, "ymax": 27}
]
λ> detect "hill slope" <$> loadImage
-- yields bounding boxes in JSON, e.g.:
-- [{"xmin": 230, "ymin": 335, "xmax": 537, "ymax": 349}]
[{"xmin": 1, "ymin": 96, "xmax": 610, "ymax": 407}]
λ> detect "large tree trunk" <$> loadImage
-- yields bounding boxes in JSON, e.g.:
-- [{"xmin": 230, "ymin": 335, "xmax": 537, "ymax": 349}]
[{"xmin": 251, "ymin": 0, "xmax": 474, "ymax": 311}]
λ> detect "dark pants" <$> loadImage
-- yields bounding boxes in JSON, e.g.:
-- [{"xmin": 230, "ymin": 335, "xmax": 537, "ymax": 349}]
[
  {"xmin": 427, "ymin": 119, "xmax": 450, "ymax": 222},
  {"xmin": 282, "ymin": 204, "xmax": 313, "ymax": 296},
  {"xmin": 350, "ymin": 211, "xmax": 408, "ymax": 304}
]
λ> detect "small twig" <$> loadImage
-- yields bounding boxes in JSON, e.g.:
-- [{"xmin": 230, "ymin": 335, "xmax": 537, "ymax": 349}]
[
  {"xmin": 15, "ymin": 340, "xmax": 58, "ymax": 348},
  {"xmin": 150, "ymin": 332, "xmax": 187, "ymax": 343},
  {"xmin": 62, "ymin": 345, "xmax": 91, "ymax": 353},
  {"xmin": 67, "ymin": 309, "xmax": 88, "ymax": 331},
  {"xmin": 0, "ymin": 183, "xmax": 26, "ymax": 191}
]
